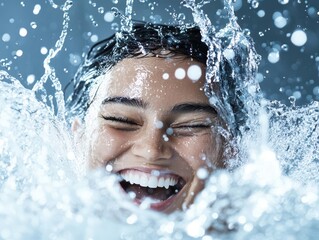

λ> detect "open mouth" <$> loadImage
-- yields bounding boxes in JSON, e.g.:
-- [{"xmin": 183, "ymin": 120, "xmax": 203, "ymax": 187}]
[{"xmin": 117, "ymin": 169, "xmax": 186, "ymax": 211}]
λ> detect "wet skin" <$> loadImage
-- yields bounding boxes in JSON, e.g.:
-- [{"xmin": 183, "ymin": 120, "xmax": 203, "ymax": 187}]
[{"xmin": 73, "ymin": 56, "xmax": 224, "ymax": 213}]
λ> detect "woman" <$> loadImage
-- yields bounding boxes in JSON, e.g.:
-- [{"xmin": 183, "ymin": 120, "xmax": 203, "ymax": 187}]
[{"xmin": 67, "ymin": 22, "xmax": 259, "ymax": 213}]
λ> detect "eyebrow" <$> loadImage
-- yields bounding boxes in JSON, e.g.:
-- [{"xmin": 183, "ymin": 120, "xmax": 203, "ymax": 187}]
[
  {"xmin": 101, "ymin": 96, "xmax": 147, "ymax": 108},
  {"xmin": 101, "ymin": 96, "xmax": 217, "ymax": 115},
  {"xmin": 171, "ymin": 103, "xmax": 217, "ymax": 115}
]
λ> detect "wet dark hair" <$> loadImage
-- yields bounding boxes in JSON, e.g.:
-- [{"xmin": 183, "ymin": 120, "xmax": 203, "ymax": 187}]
[{"xmin": 66, "ymin": 22, "xmax": 260, "ymax": 135}]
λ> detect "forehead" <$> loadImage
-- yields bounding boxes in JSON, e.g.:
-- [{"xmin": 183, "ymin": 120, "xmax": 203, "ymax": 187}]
[{"xmin": 94, "ymin": 56, "xmax": 209, "ymax": 106}]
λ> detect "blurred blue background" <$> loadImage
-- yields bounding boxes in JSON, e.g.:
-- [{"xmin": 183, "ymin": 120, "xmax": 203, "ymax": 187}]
[{"xmin": 0, "ymin": 0, "xmax": 318, "ymax": 105}]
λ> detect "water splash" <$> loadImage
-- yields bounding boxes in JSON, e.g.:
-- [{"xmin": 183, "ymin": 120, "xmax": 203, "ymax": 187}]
[{"xmin": 0, "ymin": 0, "xmax": 319, "ymax": 239}]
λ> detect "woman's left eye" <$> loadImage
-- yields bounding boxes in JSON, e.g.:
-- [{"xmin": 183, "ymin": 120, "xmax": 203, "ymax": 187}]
[{"xmin": 172, "ymin": 124, "xmax": 211, "ymax": 136}]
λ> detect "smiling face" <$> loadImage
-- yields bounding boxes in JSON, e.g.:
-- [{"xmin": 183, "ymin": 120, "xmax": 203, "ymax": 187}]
[{"xmin": 75, "ymin": 56, "xmax": 224, "ymax": 213}]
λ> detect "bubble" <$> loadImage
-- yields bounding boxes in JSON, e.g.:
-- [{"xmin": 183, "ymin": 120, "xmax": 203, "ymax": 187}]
[
  {"xmin": 281, "ymin": 44, "xmax": 289, "ymax": 51},
  {"xmin": 2, "ymin": 33, "xmax": 11, "ymax": 42},
  {"xmin": 175, "ymin": 68, "xmax": 186, "ymax": 80},
  {"xmin": 274, "ymin": 15, "xmax": 287, "ymax": 29},
  {"xmin": 243, "ymin": 223, "xmax": 254, "ymax": 232},
  {"xmin": 98, "ymin": 7, "xmax": 104, "ymax": 14},
  {"xmin": 257, "ymin": 10, "xmax": 265, "ymax": 17},
  {"xmin": 223, "ymin": 49, "xmax": 235, "ymax": 60},
  {"xmin": 112, "ymin": 0, "xmax": 118, "ymax": 3},
  {"xmin": 33, "ymin": 4, "xmax": 41, "ymax": 15},
  {"xmin": 290, "ymin": 29, "xmax": 307, "ymax": 47},
  {"xmin": 278, "ymin": 0, "xmax": 289, "ymax": 4},
  {"xmin": 162, "ymin": 73, "xmax": 169, "ymax": 80},
  {"xmin": 26, "ymin": 74, "xmax": 35, "ymax": 84},
  {"xmin": 15, "ymin": 50, "xmax": 23, "ymax": 57},
  {"xmin": 19, "ymin": 28, "xmax": 28, "ymax": 37},
  {"xmin": 268, "ymin": 50, "xmax": 280, "ymax": 64},
  {"xmin": 9, "ymin": 18, "xmax": 15, "ymax": 23},
  {"xmin": 104, "ymin": 11, "xmax": 115, "ymax": 22},
  {"xmin": 69, "ymin": 53, "xmax": 81, "ymax": 66},
  {"xmin": 251, "ymin": 0, "xmax": 259, "ymax": 8},
  {"xmin": 40, "ymin": 47, "xmax": 48, "ymax": 55},
  {"xmin": 30, "ymin": 22, "xmax": 37, "ymax": 29},
  {"xmin": 187, "ymin": 65, "xmax": 202, "ymax": 82},
  {"xmin": 90, "ymin": 35, "xmax": 98, "ymax": 43},
  {"xmin": 258, "ymin": 32, "xmax": 264, "ymax": 37},
  {"xmin": 196, "ymin": 168, "xmax": 209, "ymax": 180}
]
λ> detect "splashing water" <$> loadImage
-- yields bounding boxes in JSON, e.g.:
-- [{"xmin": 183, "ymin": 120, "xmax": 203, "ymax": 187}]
[{"xmin": 1, "ymin": 0, "xmax": 319, "ymax": 239}]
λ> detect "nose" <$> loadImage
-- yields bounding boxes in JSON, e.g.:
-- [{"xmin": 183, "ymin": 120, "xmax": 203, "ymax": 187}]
[{"xmin": 131, "ymin": 127, "xmax": 173, "ymax": 163}]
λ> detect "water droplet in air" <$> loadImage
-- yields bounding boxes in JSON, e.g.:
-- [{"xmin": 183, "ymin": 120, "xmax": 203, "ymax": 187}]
[
  {"xmin": 26, "ymin": 74, "xmax": 35, "ymax": 85},
  {"xmin": 290, "ymin": 29, "xmax": 307, "ymax": 47},
  {"xmin": 281, "ymin": 44, "xmax": 289, "ymax": 51},
  {"xmin": 30, "ymin": 22, "xmax": 37, "ymax": 29},
  {"xmin": 251, "ymin": 0, "xmax": 259, "ymax": 8},
  {"xmin": 104, "ymin": 12, "xmax": 115, "ymax": 22},
  {"xmin": 278, "ymin": 0, "xmax": 289, "ymax": 4},
  {"xmin": 197, "ymin": 168, "xmax": 209, "ymax": 180},
  {"xmin": 111, "ymin": 22, "xmax": 119, "ymax": 31},
  {"xmin": 257, "ymin": 10, "xmax": 265, "ymax": 17},
  {"xmin": 268, "ymin": 50, "xmax": 280, "ymax": 64},
  {"xmin": 33, "ymin": 4, "xmax": 41, "ymax": 15},
  {"xmin": 19, "ymin": 28, "xmax": 28, "ymax": 37},
  {"xmin": 274, "ymin": 15, "xmax": 287, "ymax": 29},
  {"xmin": 40, "ymin": 47, "xmax": 48, "ymax": 55},
  {"xmin": 15, "ymin": 50, "xmax": 23, "ymax": 57},
  {"xmin": 98, "ymin": 7, "xmax": 104, "ymax": 14},
  {"xmin": 2, "ymin": 33, "xmax": 11, "ymax": 42}
]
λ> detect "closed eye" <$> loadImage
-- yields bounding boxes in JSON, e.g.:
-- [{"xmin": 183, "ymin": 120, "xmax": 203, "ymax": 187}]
[
  {"xmin": 172, "ymin": 123, "xmax": 211, "ymax": 136},
  {"xmin": 101, "ymin": 116, "xmax": 138, "ymax": 125},
  {"xmin": 101, "ymin": 115, "xmax": 140, "ymax": 131}
]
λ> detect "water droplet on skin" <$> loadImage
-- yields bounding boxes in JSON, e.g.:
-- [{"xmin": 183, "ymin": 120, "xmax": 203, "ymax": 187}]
[
  {"xmin": 187, "ymin": 65, "xmax": 202, "ymax": 82},
  {"xmin": 162, "ymin": 72, "xmax": 169, "ymax": 80},
  {"xmin": 166, "ymin": 128, "xmax": 174, "ymax": 135},
  {"xmin": 155, "ymin": 120, "xmax": 163, "ymax": 129},
  {"xmin": 174, "ymin": 68, "xmax": 186, "ymax": 80}
]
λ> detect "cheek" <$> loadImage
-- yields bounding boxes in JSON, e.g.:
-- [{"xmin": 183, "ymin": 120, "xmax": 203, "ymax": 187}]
[
  {"xmin": 174, "ymin": 134, "xmax": 220, "ymax": 170},
  {"xmin": 87, "ymin": 126, "xmax": 129, "ymax": 168}
]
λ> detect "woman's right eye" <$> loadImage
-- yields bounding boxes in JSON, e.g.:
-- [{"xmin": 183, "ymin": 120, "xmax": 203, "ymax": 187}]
[{"xmin": 100, "ymin": 115, "xmax": 140, "ymax": 131}]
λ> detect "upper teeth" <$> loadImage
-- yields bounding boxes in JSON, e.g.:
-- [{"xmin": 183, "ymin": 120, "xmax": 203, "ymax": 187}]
[{"xmin": 120, "ymin": 170, "xmax": 178, "ymax": 189}]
